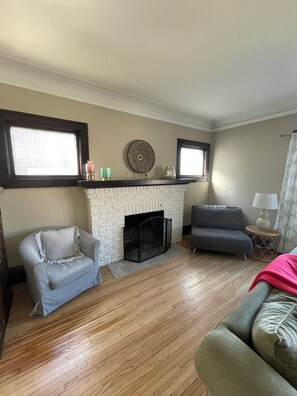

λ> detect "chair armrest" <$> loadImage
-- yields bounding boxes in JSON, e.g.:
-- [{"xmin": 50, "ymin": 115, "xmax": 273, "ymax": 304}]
[
  {"xmin": 79, "ymin": 229, "xmax": 100, "ymax": 265},
  {"xmin": 19, "ymin": 234, "xmax": 43, "ymax": 267},
  {"xmin": 24, "ymin": 259, "xmax": 50, "ymax": 303},
  {"xmin": 18, "ymin": 234, "xmax": 50, "ymax": 302},
  {"xmin": 195, "ymin": 326, "xmax": 296, "ymax": 396}
]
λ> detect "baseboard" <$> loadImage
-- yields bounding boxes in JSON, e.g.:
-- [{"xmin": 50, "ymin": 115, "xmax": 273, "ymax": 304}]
[
  {"xmin": 183, "ymin": 224, "xmax": 191, "ymax": 236},
  {"xmin": 8, "ymin": 265, "xmax": 26, "ymax": 285}
]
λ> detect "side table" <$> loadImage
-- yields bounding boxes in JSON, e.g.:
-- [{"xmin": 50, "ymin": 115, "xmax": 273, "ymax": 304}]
[{"xmin": 246, "ymin": 225, "xmax": 280, "ymax": 262}]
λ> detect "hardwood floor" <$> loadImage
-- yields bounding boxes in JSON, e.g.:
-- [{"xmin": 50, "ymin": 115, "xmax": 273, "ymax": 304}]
[{"xmin": 0, "ymin": 238, "xmax": 264, "ymax": 395}]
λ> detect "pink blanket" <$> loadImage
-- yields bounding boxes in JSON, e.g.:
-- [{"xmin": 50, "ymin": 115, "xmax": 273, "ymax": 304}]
[{"xmin": 249, "ymin": 253, "xmax": 297, "ymax": 296}]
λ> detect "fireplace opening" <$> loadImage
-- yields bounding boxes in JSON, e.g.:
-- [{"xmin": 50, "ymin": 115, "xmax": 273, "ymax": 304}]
[{"xmin": 124, "ymin": 211, "xmax": 172, "ymax": 263}]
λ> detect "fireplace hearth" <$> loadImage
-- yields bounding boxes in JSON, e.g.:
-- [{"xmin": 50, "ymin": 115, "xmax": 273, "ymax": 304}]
[{"xmin": 124, "ymin": 211, "xmax": 172, "ymax": 263}]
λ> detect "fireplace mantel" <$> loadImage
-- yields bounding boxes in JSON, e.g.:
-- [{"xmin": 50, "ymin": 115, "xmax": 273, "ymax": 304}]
[
  {"xmin": 82, "ymin": 181, "xmax": 189, "ymax": 265},
  {"xmin": 77, "ymin": 178, "xmax": 195, "ymax": 189}
]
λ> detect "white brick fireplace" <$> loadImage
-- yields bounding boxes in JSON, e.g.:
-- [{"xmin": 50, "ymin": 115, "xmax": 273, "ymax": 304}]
[{"xmin": 82, "ymin": 182, "xmax": 189, "ymax": 266}]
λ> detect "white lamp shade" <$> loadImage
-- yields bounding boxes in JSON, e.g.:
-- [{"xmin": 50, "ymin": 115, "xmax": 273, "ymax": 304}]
[{"xmin": 252, "ymin": 193, "xmax": 278, "ymax": 210}]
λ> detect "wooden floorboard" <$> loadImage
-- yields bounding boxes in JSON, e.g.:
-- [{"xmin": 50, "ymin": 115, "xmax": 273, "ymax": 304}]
[{"xmin": 0, "ymin": 238, "xmax": 264, "ymax": 395}]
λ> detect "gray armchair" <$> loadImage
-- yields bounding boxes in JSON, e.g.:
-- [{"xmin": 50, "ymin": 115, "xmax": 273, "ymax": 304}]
[{"xmin": 19, "ymin": 226, "xmax": 102, "ymax": 316}]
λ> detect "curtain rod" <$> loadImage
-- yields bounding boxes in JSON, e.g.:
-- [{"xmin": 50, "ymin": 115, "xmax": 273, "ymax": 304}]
[{"xmin": 280, "ymin": 130, "xmax": 297, "ymax": 138}]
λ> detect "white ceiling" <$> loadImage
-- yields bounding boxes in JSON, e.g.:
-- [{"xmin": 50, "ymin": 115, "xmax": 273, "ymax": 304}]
[{"xmin": 1, "ymin": 0, "xmax": 297, "ymax": 131}]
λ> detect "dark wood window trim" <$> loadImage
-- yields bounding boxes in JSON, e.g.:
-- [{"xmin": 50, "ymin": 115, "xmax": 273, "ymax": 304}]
[
  {"xmin": 0, "ymin": 109, "xmax": 89, "ymax": 188},
  {"xmin": 176, "ymin": 138, "xmax": 210, "ymax": 182}
]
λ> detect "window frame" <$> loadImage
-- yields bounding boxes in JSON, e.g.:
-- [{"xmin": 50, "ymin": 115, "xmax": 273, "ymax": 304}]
[
  {"xmin": 0, "ymin": 109, "xmax": 89, "ymax": 188},
  {"xmin": 176, "ymin": 138, "xmax": 210, "ymax": 181}
]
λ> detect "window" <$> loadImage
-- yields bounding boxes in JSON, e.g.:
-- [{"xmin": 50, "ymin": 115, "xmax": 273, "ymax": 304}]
[
  {"xmin": 176, "ymin": 138, "xmax": 210, "ymax": 181},
  {"xmin": 0, "ymin": 109, "xmax": 89, "ymax": 188}
]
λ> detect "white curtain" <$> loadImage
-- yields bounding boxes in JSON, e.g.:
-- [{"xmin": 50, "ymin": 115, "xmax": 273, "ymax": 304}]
[{"xmin": 275, "ymin": 133, "xmax": 297, "ymax": 252}]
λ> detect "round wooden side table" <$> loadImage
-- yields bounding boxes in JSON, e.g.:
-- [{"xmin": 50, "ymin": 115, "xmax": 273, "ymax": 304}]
[{"xmin": 246, "ymin": 225, "xmax": 280, "ymax": 262}]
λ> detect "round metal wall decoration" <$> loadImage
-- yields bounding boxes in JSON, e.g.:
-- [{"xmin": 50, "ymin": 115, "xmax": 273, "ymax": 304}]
[{"xmin": 127, "ymin": 140, "xmax": 155, "ymax": 173}]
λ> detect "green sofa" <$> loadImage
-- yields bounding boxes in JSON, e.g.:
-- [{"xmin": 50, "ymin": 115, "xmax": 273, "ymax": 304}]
[{"xmin": 194, "ymin": 280, "xmax": 297, "ymax": 396}]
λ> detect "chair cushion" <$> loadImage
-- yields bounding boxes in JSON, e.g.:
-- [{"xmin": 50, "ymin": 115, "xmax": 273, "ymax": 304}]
[
  {"xmin": 252, "ymin": 288, "xmax": 297, "ymax": 389},
  {"xmin": 191, "ymin": 227, "xmax": 252, "ymax": 254},
  {"xmin": 35, "ymin": 226, "xmax": 82, "ymax": 261},
  {"xmin": 45, "ymin": 256, "xmax": 94, "ymax": 289}
]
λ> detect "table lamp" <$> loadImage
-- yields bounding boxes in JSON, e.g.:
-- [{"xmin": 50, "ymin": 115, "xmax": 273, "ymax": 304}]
[{"xmin": 252, "ymin": 193, "xmax": 278, "ymax": 230}]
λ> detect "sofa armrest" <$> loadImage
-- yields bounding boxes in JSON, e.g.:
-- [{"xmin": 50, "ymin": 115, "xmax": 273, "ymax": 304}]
[
  {"xmin": 195, "ymin": 326, "xmax": 297, "ymax": 396},
  {"xmin": 220, "ymin": 281, "xmax": 272, "ymax": 345}
]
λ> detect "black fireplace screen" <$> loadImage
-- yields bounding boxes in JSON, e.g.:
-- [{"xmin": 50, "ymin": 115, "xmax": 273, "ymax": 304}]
[{"xmin": 124, "ymin": 214, "xmax": 172, "ymax": 263}]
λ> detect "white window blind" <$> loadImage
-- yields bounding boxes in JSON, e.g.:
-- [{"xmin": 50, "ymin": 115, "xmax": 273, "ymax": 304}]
[{"xmin": 10, "ymin": 127, "xmax": 79, "ymax": 176}]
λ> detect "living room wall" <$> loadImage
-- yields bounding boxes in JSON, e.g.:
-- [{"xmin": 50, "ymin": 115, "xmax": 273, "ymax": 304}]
[
  {"xmin": 209, "ymin": 113, "xmax": 297, "ymax": 226},
  {"xmin": 0, "ymin": 82, "xmax": 211, "ymax": 268}
]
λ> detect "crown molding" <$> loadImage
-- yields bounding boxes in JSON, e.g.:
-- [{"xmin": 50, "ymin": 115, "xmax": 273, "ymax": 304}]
[
  {"xmin": 212, "ymin": 105, "xmax": 297, "ymax": 131},
  {"xmin": 0, "ymin": 56, "xmax": 213, "ymax": 132},
  {"xmin": 0, "ymin": 55, "xmax": 297, "ymax": 133}
]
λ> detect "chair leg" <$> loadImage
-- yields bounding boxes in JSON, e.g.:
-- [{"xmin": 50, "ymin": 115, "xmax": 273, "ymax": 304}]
[
  {"xmin": 243, "ymin": 254, "xmax": 247, "ymax": 261},
  {"xmin": 193, "ymin": 248, "xmax": 197, "ymax": 255}
]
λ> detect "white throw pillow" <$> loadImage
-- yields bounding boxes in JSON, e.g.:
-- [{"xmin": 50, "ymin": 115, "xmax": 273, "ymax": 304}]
[{"xmin": 34, "ymin": 226, "xmax": 82, "ymax": 261}]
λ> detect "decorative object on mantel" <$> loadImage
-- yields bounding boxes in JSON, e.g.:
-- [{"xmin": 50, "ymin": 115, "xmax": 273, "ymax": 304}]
[
  {"xmin": 100, "ymin": 167, "xmax": 111, "ymax": 181},
  {"xmin": 85, "ymin": 160, "xmax": 95, "ymax": 181},
  {"xmin": 127, "ymin": 140, "xmax": 155, "ymax": 176},
  {"xmin": 252, "ymin": 192, "xmax": 278, "ymax": 229},
  {"xmin": 163, "ymin": 166, "xmax": 176, "ymax": 179}
]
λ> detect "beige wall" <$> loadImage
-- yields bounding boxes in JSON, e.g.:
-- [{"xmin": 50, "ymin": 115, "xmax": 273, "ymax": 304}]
[
  {"xmin": 0, "ymin": 83, "xmax": 211, "ymax": 267},
  {"xmin": 209, "ymin": 115, "xmax": 296, "ymax": 226}
]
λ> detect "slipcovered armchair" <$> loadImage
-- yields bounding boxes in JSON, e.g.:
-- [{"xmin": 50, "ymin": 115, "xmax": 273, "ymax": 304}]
[{"xmin": 19, "ymin": 226, "xmax": 101, "ymax": 316}]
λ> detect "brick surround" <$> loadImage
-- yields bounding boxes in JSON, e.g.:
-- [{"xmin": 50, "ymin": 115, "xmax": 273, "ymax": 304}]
[{"xmin": 84, "ymin": 185, "xmax": 187, "ymax": 266}]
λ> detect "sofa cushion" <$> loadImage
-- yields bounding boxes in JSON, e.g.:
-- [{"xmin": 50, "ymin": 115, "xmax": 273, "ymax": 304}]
[
  {"xmin": 191, "ymin": 206, "xmax": 244, "ymax": 230},
  {"xmin": 196, "ymin": 205, "xmax": 227, "ymax": 209},
  {"xmin": 191, "ymin": 227, "xmax": 252, "ymax": 254},
  {"xmin": 35, "ymin": 226, "xmax": 82, "ymax": 261},
  {"xmin": 44, "ymin": 256, "xmax": 94, "ymax": 289},
  {"xmin": 252, "ymin": 288, "xmax": 297, "ymax": 389}
]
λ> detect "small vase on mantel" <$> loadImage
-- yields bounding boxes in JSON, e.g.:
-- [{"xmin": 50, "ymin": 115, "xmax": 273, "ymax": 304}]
[
  {"xmin": 85, "ymin": 160, "xmax": 95, "ymax": 181},
  {"xmin": 163, "ymin": 166, "xmax": 176, "ymax": 179}
]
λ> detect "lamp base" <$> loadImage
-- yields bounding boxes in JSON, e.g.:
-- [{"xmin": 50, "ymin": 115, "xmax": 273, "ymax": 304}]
[{"xmin": 256, "ymin": 209, "xmax": 270, "ymax": 230}]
